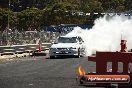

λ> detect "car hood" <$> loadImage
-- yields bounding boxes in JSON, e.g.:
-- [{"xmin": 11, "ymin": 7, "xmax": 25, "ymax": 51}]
[{"xmin": 50, "ymin": 43, "xmax": 80, "ymax": 48}]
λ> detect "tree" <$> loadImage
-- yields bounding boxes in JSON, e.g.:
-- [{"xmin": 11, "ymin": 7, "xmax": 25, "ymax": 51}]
[
  {"xmin": 0, "ymin": 0, "xmax": 132, "ymax": 31},
  {"xmin": 99, "ymin": 0, "xmax": 125, "ymax": 12},
  {"xmin": 124, "ymin": 0, "xmax": 132, "ymax": 11},
  {"xmin": 17, "ymin": 7, "xmax": 42, "ymax": 31},
  {"xmin": 0, "ymin": 8, "xmax": 17, "ymax": 31}
]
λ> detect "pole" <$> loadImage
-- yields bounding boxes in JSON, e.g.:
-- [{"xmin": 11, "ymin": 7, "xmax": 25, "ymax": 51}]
[
  {"xmin": 6, "ymin": 0, "xmax": 10, "ymax": 45},
  {"xmin": 38, "ymin": 30, "xmax": 42, "ymax": 52}
]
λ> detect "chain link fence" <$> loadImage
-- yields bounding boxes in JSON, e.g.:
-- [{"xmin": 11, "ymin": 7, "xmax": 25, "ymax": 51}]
[
  {"xmin": 0, "ymin": 30, "xmax": 62, "ymax": 46},
  {"xmin": 0, "ymin": 24, "xmax": 89, "ymax": 46}
]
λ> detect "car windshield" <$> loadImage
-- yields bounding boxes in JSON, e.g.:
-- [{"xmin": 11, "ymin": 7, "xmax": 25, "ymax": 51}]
[{"xmin": 57, "ymin": 37, "xmax": 78, "ymax": 43}]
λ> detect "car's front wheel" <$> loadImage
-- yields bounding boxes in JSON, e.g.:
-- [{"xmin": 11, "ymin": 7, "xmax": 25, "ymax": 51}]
[{"xmin": 77, "ymin": 48, "xmax": 81, "ymax": 58}]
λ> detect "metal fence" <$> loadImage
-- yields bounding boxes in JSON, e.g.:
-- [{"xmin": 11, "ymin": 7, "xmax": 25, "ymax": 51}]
[
  {"xmin": 0, "ymin": 24, "xmax": 89, "ymax": 46},
  {"xmin": 0, "ymin": 30, "xmax": 62, "ymax": 46}
]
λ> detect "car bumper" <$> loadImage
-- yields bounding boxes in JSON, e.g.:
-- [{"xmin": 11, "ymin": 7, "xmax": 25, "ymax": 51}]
[{"xmin": 49, "ymin": 50, "xmax": 78, "ymax": 56}]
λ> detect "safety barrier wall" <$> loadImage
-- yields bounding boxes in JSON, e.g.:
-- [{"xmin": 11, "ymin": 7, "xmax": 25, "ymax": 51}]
[{"xmin": 0, "ymin": 43, "xmax": 52, "ymax": 55}]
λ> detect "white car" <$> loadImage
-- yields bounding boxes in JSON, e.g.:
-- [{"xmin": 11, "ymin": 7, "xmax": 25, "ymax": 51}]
[{"xmin": 49, "ymin": 36, "xmax": 85, "ymax": 58}]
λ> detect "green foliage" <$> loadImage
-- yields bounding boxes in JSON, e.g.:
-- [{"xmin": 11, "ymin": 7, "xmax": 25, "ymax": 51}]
[
  {"xmin": 17, "ymin": 7, "xmax": 42, "ymax": 30},
  {"xmin": 0, "ymin": 8, "xmax": 16, "ymax": 31},
  {"xmin": 0, "ymin": 0, "xmax": 132, "ymax": 31}
]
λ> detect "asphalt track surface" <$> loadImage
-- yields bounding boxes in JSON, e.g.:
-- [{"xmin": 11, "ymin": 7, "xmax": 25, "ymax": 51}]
[{"xmin": 0, "ymin": 56, "xmax": 103, "ymax": 88}]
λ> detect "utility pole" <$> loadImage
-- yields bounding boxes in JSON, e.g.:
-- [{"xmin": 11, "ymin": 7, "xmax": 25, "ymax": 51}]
[{"xmin": 6, "ymin": 0, "xmax": 10, "ymax": 45}]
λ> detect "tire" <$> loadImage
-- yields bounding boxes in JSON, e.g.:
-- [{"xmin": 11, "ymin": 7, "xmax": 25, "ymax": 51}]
[{"xmin": 77, "ymin": 48, "xmax": 81, "ymax": 58}]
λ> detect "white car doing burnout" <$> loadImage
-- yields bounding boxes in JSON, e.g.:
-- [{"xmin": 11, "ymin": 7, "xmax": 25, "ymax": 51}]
[{"xmin": 49, "ymin": 36, "xmax": 85, "ymax": 58}]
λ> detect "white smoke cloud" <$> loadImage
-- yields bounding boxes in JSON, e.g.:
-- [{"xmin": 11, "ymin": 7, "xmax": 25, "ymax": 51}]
[{"xmin": 66, "ymin": 15, "xmax": 132, "ymax": 56}]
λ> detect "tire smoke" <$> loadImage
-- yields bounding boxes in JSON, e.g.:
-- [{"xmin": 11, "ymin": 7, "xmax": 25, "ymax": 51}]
[{"xmin": 66, "ymin": 15, "xmax": 132, "ymax": 56}]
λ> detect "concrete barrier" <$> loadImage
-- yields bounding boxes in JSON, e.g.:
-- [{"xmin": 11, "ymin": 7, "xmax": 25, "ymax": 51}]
[
  {"xmin": 0, "ymin": 43, "xmax": 51, "ymax": 58},
  {"xmin": 0, "ymin": 46, "xmax": 15, "ymax": 55},
  {"xmin": 12, "ymin": 45, "xmax": 27, "ymax": 54},
  {"xmin": 0, "ymin": 55, "xmax": 16, "ymax": 59}
]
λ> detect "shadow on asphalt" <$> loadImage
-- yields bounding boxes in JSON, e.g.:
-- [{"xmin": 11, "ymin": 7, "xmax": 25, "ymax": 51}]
[
  {"xmin": 78, "ymin": 84, "xmax": 106, "ymax": 88},
  {"xmin": 46, "ymin": 56, "xmax": 79, "ymax": 59}
]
